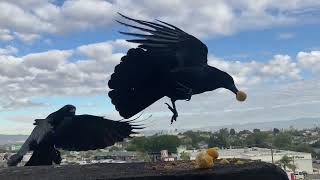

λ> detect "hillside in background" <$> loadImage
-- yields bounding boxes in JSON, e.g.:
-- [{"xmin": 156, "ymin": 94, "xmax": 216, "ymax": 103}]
[
  {"xmin": 1, "ymin": 117, "xmax": 319, "ymax": 142},
  {"xmin": 198, "ymin": 117, "xmax": 320, "ymax": 132},
  {"xmin": 143, "ymin": 117, "xmax": 320, "ymax": 135},
  {"xmin": 0, "ymin": 135, "xmax": 28, "ymax": 145}
]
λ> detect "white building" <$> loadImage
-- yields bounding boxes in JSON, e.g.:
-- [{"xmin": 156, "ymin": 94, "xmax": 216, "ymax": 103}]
[
  {"xmin": 218, "ymin": 147, "xmax": 313, "ymax": 174},
  {"xmin": 130, "ymin": 133, "xmax": 145, "ymax": 137},
  {"xmin": 177, "ymin": 146, "xmax": 313, "ymax": 174}
]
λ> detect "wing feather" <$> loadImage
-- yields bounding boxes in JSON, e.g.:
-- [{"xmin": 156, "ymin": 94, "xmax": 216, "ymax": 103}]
[
  {"xmin": 54, "ymin": 115, "xmax": 143, "ymax": 151},
  {"xmin": 119, "ymin": 13, "xmax": 183, "ymax": 35},
  {"xmin": 117, "ymin": 13, "xmax": 208, "ymax": 67},
  {"xmin": 119, "ymin": 31, "xmax": 179, "ymax": 41}
]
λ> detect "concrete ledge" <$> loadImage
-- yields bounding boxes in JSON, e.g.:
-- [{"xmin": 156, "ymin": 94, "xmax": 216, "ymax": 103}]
[{"xmin": 0, "ymin": 160, "xmax": 289, "ymax": 180}]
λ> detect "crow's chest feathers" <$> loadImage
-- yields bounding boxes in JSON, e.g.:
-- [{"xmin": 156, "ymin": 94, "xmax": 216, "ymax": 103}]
[{"xmin": 167, "ymin": 67, "xmax": 221, "ymax": 95}]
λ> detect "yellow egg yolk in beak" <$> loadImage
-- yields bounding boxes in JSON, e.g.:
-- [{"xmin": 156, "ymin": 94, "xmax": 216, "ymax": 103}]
[{"xmin": 236, "ymin": 91, "xmax": 247, "ymax": 102}]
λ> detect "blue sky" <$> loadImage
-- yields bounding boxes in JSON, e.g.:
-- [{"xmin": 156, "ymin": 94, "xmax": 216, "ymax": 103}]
[{"xmin": 0, "ymin": 0, "xmax": 320, "ymax": 134}]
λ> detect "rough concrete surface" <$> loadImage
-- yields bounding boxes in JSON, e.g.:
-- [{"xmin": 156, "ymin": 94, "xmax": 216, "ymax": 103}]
[{"xmin": 0, "ymin": 159, "xmax": 289, "ymax": 180}]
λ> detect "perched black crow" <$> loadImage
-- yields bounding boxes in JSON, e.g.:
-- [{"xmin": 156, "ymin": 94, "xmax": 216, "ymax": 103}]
[
  {"xmin": 108, "ymin": 14, "xmax": 247, "ymax": 123},
  {"xmin": 7, "ymin": 105, "xmax": 142, "ymax": 166}
]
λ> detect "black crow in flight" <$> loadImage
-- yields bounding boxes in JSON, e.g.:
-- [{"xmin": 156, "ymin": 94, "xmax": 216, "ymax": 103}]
[
  {"xmin": 7, "ymin": 104, "xmax": 142, "ymax": 166},
  {"xmin": 108, "ymin": 14, "xmax": 247, "ymax": 124}
]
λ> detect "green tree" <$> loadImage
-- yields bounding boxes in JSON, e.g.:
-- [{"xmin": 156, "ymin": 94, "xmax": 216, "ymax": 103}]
[
  {"xmin": 276, "ymin": 155, "xmax": 296, "ymax": 172},
  {"xmin": 126, "ymin": 137, "xmax": 148, "ymax": 152},
  {"xmin": 180, "ymin": 151, "xmax": 191, "ymax": 160},
  {"xmin": 230, "ymin": 128, "xmax": 236, "ymax": 136},
  {"xmin": 311, "ymin": 140, "xmax": 320, "ymax": 148},
  {"xmin": 273, "ymin": 132, "xmax": 293, "ymax": 149},
  {"xmin": 245, "ymin": 131, "xmax": 269, "ymax": 147},
  {"xmin": 109, "ymin": 146, "xmax": 121, "ymax": 152},
  {"xmin": 238, "ymin": 130, "xmax": 252, "ymax": 136},
  {"xmin": 229, "ymin": 137, "xmax": 245, "ymax": 147},
  {"xmin": 208, "ymin": 129, "xmax": 230, "ymax": 148},
  {"xmin": 314, "ymin": 152, "xmax": 320, "ymax": 159},
  {"xmin": 127, "ymin": 135, "xmax": 181, "ymax": 153},
  {"xmin": 182, "ymin": 131, "xmax": 209, "ymax": 149},
  {"xmin": 0, "ymin": 149, "xmax": 7, "ymax": 153},
  {"xmin": 293, "ymin": 143, "xmax": 314, "ymax": 153},
  {"xmin": 180, "ymin": 136, "xmax": 194, "ymax": 149},
  {"xmin": 219, "ymin": 128, "xmax": 230, "ymax": 136},
  {"xmin": 139, "ymin": 152, "xmax": 152, "ymax": 162},
  {"xmin": 273, "ymin": 128, "xmax": 280, "ymax": 135},
  {"xmin": 126, "ymin": 144, "xmax": 137, "ymax": 151},
  {"xmin": 253, "ymin": 129, "xmax": 261, "ymax": 133}
]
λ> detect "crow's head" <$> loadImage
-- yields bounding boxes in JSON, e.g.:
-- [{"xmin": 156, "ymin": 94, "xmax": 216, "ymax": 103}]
[
  {"xmin": 46, "ymin": 105, "xmax": 76, "ymax": 125},
  {"xmin": 58, "ymin": 104, "xmax": 76, "ymax": 116},
  {"xmin": 221, "ymin": 72, "xmax": 247, "ymax": 102}
]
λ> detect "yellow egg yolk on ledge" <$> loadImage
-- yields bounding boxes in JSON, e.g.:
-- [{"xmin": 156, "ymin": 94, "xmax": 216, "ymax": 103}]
[
  {"xmin": 195, "ymin": 152, "xmax": 214, "ymax": 169},
  {"xmin": 207, "ymin": 148, "xmax": 219, "ymax": 160}
]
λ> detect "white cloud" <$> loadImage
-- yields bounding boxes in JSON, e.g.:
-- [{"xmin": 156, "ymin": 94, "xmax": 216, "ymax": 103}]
[
  {"xmin": 0, "ymin": 46, "xmax": 18, "ymax": 55},
  {"xmin": 77, "ymin": 39, "xmax": 137, "ymax": 60},
  {"xmin": 14, "ymin": 32, "xmax": 41, "ymax": 44},
  {"xmin": 1, "ymin": 40, "xmax": 319, "ymax": 132},
  {"xmin": 209, "ymin": 54, "xmax": 301, "ymax": 86},
  {"xmin": 23, "ymin": 50, "xmax": 73, "ymax": 70},
  {"xmin": 261, "ymin": 55, "xmax": 301, "ymax": 81},
  {"xmin": 297, "ymin": 51, "xmax": 320, "ymax": 73},
  {"xmin": 0, "ymin": 39, "xmax": 134, "ymax": 110},
  {"xmin": 0, "ymin": 0, "xmax": 319, "ymax": 43},
  {"xmin": 115, "ymin": 0, "xmax": 320, "ymax": 37},
  {"xmin": 61, "ymin": 0, "xmax": 115, "ymax": 25},
  {"xmin": 77, "ymin": 42, "xmax": 114, "ymax": 61},
  {"xmin": 126, "ymin": 78, "xmax": 320, "ymax": 130},
  {"xmin": 0, "ymin": 29, "xmax": 13, "ymax": 41},
  {"xmin": 1, "ymin": 43, "xmax": 304, "ymax": 111},
  {"xmin": 0, "ymin": 1, "xmax": 54, "ymax": 34},
  {"xmin": 1, "ymin": 97, "xmax": 47, "ymax": 110}
]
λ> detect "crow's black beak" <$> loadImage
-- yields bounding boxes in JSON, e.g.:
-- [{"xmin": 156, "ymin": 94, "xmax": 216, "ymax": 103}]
[{"xmin": 227, "ymin": 84, "xmax": 239, "ymax": 94}]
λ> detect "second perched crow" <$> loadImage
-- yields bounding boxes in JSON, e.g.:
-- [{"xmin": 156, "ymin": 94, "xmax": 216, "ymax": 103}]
[
  {"xmin": 108, "ymin": 14, "xmax": 247, "ymax": 123},
  {"xmin": 7, "ymin": 105, "xmax": 142, "ymax": 166}
]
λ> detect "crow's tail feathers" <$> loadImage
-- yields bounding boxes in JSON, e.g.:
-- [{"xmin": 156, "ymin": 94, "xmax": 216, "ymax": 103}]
[
  {"xmin": 108, "ymin": 87, "xmax": 163, "ymax": 119},
  {"xmin": 108, "ymin": 48, "xmax": 152, "ymax": 90},
  {"xmin": 108, "ymin": 48, "xmax": 164, "ymax": 118}
]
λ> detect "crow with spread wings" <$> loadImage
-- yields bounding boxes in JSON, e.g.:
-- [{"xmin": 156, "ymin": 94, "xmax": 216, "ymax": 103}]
[
  {"xmin": 7, "ymin": 105, "xmax": 143, "ymax": 166},
  {"xmin": 108, "ymin": 14, "xmax": 247, "ymax": 124}
]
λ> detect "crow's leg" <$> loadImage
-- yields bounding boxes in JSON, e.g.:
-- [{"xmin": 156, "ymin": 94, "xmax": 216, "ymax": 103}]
[
  {"xmin": 165, "ymin": 82, "xmax": 192, "ymax": 124},
  {"xmin": 173, "ymin": 82, "xmax": 193, "ymax": 101},
  {"xmin": 51, "ymin": 148, "xmax": 61, "ymax": 165},
  {"xmin": 165, "ymin": 99, "xmax": 178, "ymax": 124}
]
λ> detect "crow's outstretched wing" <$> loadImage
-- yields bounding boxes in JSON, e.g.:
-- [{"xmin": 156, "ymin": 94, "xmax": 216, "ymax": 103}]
[
  {"xmin": 7, "ymin": 120, "xmax": 54, "ymax": 166},
  {"xmin": 54, "ymin": 115, "xmax": 143, "ymax": 151},
  {"xmin": 117, "ymin": 13, "xmax": 208, "ymax": 67}
]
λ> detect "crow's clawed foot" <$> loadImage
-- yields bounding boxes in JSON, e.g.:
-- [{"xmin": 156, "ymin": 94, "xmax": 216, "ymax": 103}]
[
  {"xmin": 165, "ymin": 103, "xmax": 178, "ymax": 124},
  {"xmin": 174, "ymin": 82, "xmax": 192, "ymax": 101}
]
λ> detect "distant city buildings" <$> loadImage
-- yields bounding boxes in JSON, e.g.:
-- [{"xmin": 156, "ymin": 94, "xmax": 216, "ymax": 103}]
[
  {"xmin": 0, "ymin": 144, "xmax": 22, "ymax": 152},
  {"xmin": 0, "ymin": 126, "xmax": 320, "ymax": 180}
]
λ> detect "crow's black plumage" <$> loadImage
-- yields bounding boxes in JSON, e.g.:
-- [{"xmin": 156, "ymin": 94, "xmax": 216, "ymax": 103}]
[
  {"xmin": 7, "ymin": 105, "xmax": 142, "ymax": 166},
  {"xmin": 108, "ymin": 14, "xmax": 247, "ymax": 123}
]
